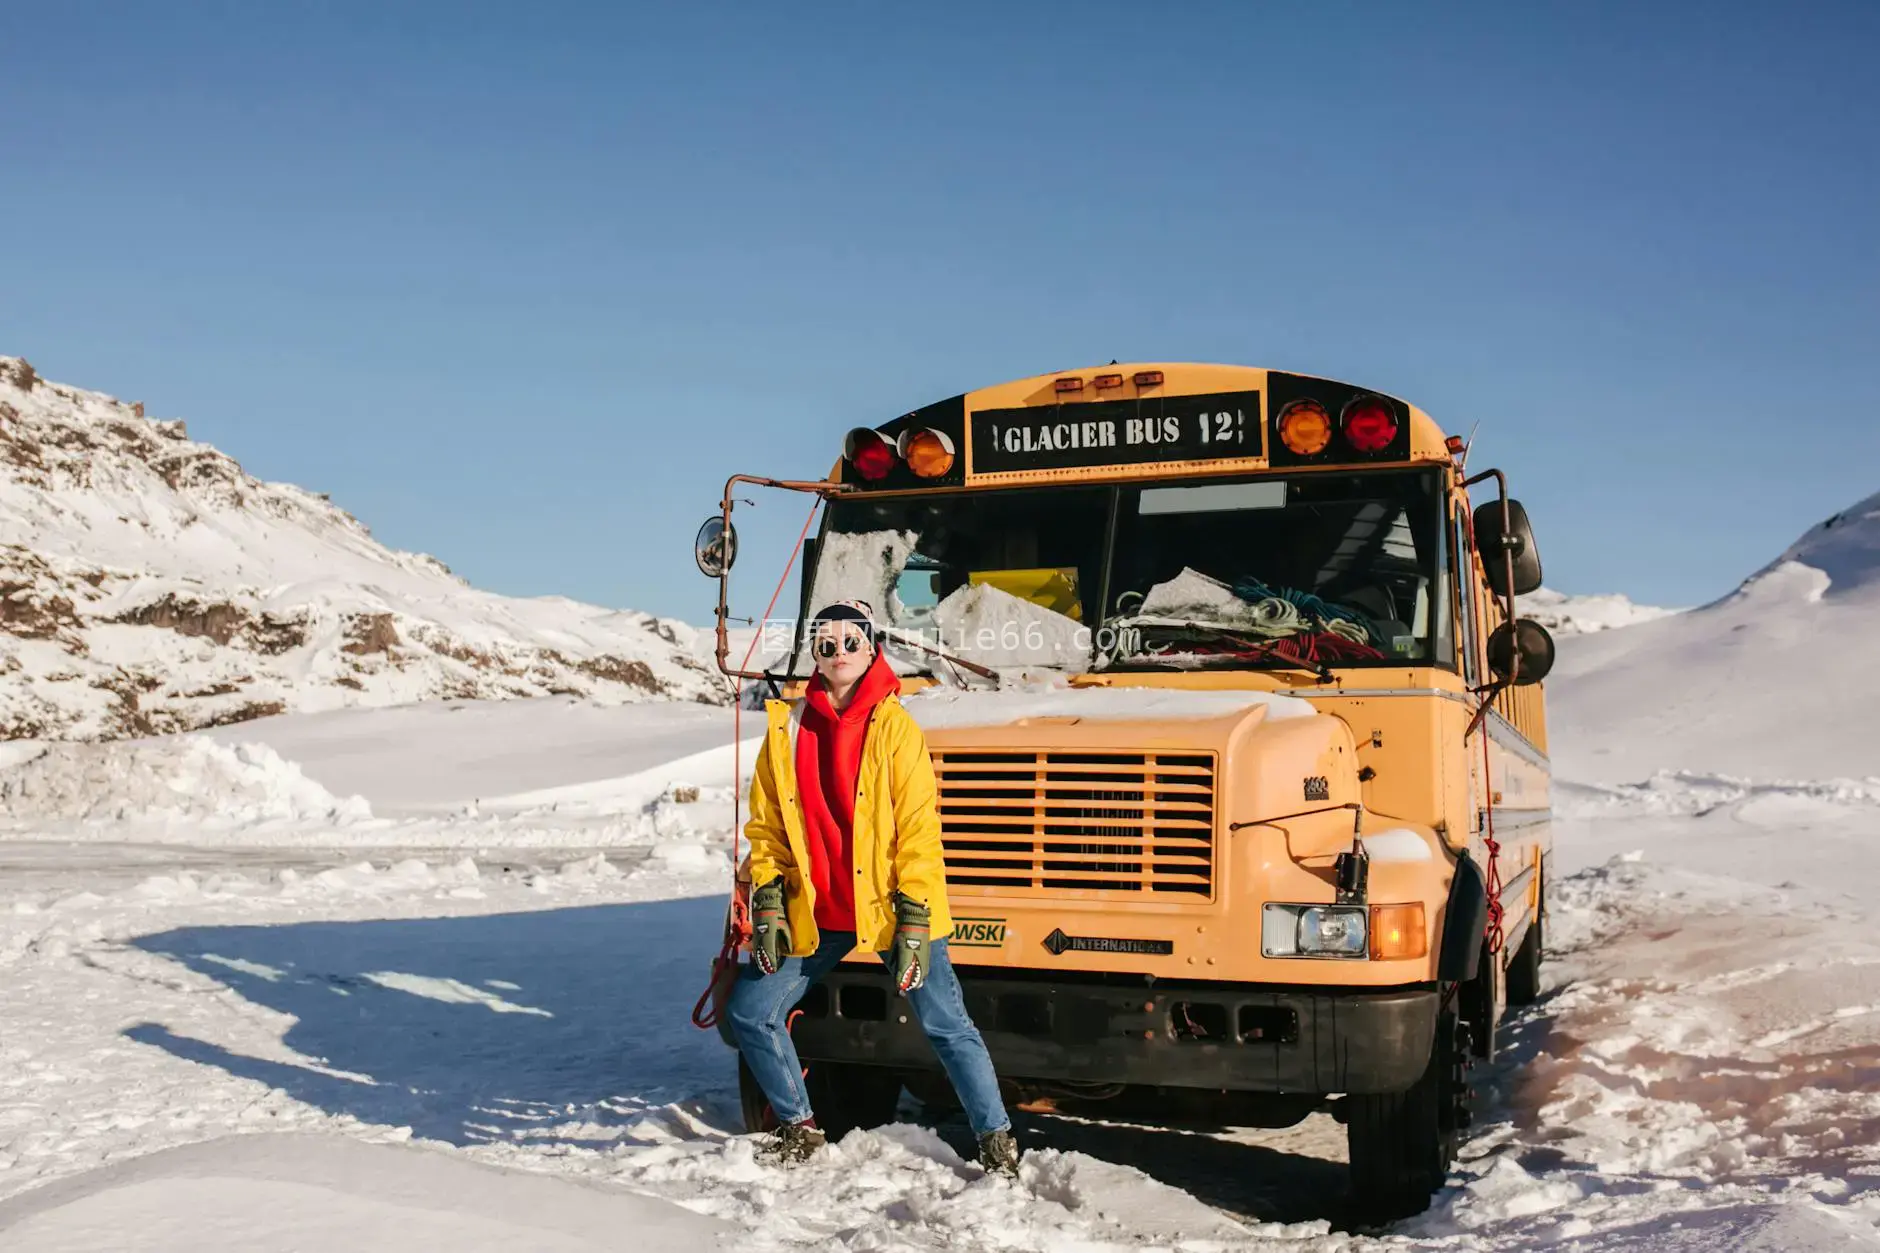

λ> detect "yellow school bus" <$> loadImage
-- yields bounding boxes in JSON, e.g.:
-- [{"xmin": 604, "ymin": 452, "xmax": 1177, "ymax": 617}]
[{"xmin": 698, "ymin": 363, "xmax": 1555, "ymax": 1219}]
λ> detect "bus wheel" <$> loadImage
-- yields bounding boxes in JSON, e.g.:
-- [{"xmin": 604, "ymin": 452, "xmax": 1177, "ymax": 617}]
[
  {"xmin": 1345, "ymin": 1011, "xmax": 1472, "ymax": 1221},
  {"xmin": 737, "ymin": 1054, "xmax": 780, "ymax": 1133},
  {"xmin": 804, "ymin": 1061, "xmax": 903, "ymax": 1140},
  {"xmin": 1505, "ymin": 877, "xmax": 1544, "ymax": 1006}
]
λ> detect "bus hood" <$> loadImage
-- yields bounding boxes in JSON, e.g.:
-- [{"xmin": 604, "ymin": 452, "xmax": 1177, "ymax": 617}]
[
  {"xmin": 905, "ymin": 682, "xmax": 1368, "ymax": 906},
  {"xmin": 899, "ymin": 685, "xmax": 1318, "ymax": 733}
]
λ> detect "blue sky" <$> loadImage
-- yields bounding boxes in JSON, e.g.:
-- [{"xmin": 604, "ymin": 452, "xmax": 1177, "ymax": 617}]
[{"xmin": 5, "ymin": 1, "xmax": 1875, "ymax": 621}]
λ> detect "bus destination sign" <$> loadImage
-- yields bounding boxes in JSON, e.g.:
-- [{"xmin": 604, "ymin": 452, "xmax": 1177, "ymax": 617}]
[{"xmin": 970, "ymin": 390, "xmax": 1262, "ymax": 474}]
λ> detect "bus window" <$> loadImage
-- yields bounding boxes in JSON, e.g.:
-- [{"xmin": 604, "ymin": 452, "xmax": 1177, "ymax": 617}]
[
  {"xmin": 1432, "ymin": 500, "xmax": 1455, "ymax": 668},
  {"xmin": 1453, "ymin": 507, "xmax": 1481, "ymax": 686},
  {"xmin": 804, "ymin": 485, "xmax": 1111, "ymax": 672},
  {"xmin": 1100, "ymin": 469, "xmax": 1445, "ymax": 671}
]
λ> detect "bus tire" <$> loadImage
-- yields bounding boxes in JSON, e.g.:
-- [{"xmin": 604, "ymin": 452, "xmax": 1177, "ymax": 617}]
[
  {"xmin": 1505, "ymin": 875, "xmax": 1544, "ymax": 1007},
  {"xmin": 804, "ymin": 1061, "xmax": 903, "ymax": 1140},
  {"xmin": 1345, "ymin": 1011, "xmax": 1472, "ymax": 1220}
]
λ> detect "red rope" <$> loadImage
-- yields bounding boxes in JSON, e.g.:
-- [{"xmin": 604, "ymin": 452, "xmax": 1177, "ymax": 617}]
[
  {"xmin": 1481, "ymin": 730, "xmax": 1505, "ymax": 956},
  {"xmin": 691, "ymin": 496, "xmax": 822, "ymax": 1031},
  {"xmin": 787, "ymin": 1009, "xmax": 808, "ymax": 1078},
  {"xmin": 1462, "ymin": 501, "xmax": 1507, "ymax": 958},
  {"xmin": 1456, "ymin": 506, "xmax": 1508, "ymax": 959},
  {"xmin": 1186, "ymin": 630, "xmax": 1386, "ymax": 665}
]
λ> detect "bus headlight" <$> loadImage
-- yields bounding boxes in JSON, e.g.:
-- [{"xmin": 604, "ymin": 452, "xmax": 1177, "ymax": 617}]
[{"xmin": 1262, "ymin": 903, "xmax": 1368, "ymax": 958}]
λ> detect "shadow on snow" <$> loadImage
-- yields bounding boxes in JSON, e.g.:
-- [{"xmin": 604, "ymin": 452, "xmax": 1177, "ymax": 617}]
[
  {"xmin": 127, "ymin": 897, "xmax": 734, "ymax": 1147},
  {"xmin": 128, "ymin": 898, "xmax": 1360, "ymax": 1224}
]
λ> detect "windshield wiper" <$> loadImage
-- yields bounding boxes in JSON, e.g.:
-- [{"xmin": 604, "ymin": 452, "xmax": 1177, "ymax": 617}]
[
  {"xmin": 877, "ymin": 626, "xmax": 1001, "ymax": 687},
  {"xmin": 1111, "ymin": 622, "xmax": 1334, "ymax": 683}
]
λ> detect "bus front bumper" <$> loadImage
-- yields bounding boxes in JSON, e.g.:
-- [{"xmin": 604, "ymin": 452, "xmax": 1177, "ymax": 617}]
[{"xmin": 751, "ymin": 967, "xmax": 1440, "ymax": 1096}]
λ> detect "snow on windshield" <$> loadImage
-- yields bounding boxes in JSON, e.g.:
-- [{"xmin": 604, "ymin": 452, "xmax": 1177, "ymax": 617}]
[
  {"xmin": 801, "ymin": 529, "xmax": 1091, "ymax": 674},
  {"xmin": 932, "ymin": 581, "xmax": 1087, "ymax": 669},
  {"xmin": 802, "ymin": 528, "xmax": 917, "ymax": 628}
]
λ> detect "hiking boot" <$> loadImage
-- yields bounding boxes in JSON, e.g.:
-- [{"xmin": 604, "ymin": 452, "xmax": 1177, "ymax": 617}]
[
  {"xmin": 977, "ymin": 1129, "xmax": 1020, "ymax": 1178},
  {"xmin": 757, "ymin": 1120, "xmax": 825, "ymax": 1165}
]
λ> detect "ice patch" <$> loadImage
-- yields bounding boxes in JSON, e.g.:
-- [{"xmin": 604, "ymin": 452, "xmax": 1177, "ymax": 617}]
[
  {"xmin": 361, "ymin": 972, "xmax": 553, "ymax": 1017},
  {"xmin": 198, "ymin": 954, "xmax": 286, "ymax": 982}
]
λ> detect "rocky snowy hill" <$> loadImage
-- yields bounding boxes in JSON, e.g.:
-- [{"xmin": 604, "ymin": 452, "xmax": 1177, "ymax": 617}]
[
  {"xmin": 0, "ymin": 357, "xmax": 727, "ymax": 739},
  {"xmin": 1549, "ymin": 488, "xmax": 1880, "ymax": 783},
  {"xmin": 1517, "ymin": 586, "xmax": 1678, "ymax": 635}
]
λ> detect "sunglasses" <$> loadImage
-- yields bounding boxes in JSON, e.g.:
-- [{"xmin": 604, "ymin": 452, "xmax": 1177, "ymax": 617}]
[{"xmin": 813, "ymin": 634, "xmax": 868, "ymax": 659}]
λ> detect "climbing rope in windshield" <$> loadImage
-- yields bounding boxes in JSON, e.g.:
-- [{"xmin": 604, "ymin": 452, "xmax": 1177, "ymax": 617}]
[{"xmin": 1227, "ymin": 577, "xmax": 1384, "ymax": 645}]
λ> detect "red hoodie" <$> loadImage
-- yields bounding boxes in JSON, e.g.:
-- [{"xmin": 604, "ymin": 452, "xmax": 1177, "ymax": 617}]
[{"xmin": 795, "ymin": 651, "xmax": 900, "ymax": 932}]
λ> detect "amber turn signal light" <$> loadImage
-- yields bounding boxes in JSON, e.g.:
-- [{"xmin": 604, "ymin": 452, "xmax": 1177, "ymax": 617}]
[
  {"xmin": 1277, "ymin": 400, "xmax": 1333, "ymax": 456},
  {"xmin": 1369, "ymin": 903, "xmax": 1427, "ymax": 960},
  {"xmin": 896, "ymin": 428, "xmax": 956, "ymax": 478}
]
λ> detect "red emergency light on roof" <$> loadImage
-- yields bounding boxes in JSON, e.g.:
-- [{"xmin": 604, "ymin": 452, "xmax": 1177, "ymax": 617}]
[
  {"xmin": 1054, "ymin": 376, "xmax": 1084, "ymax": 393},
  {"xmin": 843, "ymin": 427, "xmax": 896, "ymax": 481},
  {"xmin": 1133, "ymin": 371, "xmax": 1164, "ymax": 387},
  {"xmin": 1340, "ymin": 397, "xmax": 1400, "ymax": 454},
  {"xmin": 1093, "ymin": 374, "xmax": 1124, "ymax": 389}
]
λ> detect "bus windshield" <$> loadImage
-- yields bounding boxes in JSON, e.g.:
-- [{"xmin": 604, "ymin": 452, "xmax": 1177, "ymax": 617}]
[
  {"xmin": 798, "ymin": 469, "xmax": 1447, "ymax": 677},
  {"xmin": 802, "ymin": 486, "xmax": 1111, "ymax": 673},
  {"xmin": 1100, "ymin": 469, "xmax": 1445, "ymax": 672}
]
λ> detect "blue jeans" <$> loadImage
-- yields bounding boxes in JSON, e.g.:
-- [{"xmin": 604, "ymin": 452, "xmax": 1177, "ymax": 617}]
[{"xmin": 726, "ymin": 932, "xmax": 1011, "ymax": 1138}]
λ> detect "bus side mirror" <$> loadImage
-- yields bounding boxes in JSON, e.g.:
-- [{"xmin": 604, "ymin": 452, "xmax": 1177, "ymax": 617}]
[
  {"xmin": 695, "ymin": 516, "xmax": 738, "ymax": 578},
  {"xmin": 1486, "ymin": 619, "xmax": 1555, "ymax": 686},
  {"xmin": 1472, "ymin": 499, "xmax": 1543, "ymax": 596}
]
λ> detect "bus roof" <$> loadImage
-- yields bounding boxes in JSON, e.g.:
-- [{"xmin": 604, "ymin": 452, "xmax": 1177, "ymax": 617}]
[{"xmin": 835, "ymin": 363, "xmax": 1454, "ymax": 492}]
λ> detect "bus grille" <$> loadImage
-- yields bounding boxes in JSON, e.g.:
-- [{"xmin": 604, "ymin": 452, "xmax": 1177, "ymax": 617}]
[{"xmin": 933, "ymin": 750, "xmax": 1216, "ymax": 897}]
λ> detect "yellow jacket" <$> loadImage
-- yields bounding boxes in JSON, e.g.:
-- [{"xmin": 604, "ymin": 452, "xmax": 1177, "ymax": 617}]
[{"xmin": 745, "ymin": 693, "xmax": 953, "ymax": 956}]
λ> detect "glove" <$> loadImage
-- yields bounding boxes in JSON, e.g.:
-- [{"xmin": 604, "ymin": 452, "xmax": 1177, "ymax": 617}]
[
  {"xmin": 890, "ymin": 893, "xmax": 931, "ymax": 994},
  {"xmin": 751, "ymin": 878, "xmax": 790, "ymax": 975}
]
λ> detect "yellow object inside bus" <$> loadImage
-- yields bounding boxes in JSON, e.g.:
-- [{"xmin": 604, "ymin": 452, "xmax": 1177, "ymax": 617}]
[{"xmin": 968, "ymin": 566, "xmax": 1084, "ymax": 621}]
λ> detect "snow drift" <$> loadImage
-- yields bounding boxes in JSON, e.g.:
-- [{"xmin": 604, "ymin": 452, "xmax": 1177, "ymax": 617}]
[
  {"xmin": 0, "ymin": 737, "xmax": 372, "ymax": 826},
  {"xmin": 0, "ymin": 356, "xmax": 728, "ymax": 741},
  {"xmin": 0, "ymin": 1134, "xmax": 732, "ymax": 1253}
]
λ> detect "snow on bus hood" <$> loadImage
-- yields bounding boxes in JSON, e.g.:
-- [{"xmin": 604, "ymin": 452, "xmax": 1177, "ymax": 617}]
[{"xmin": 899, "ymin": 682, "xmax": 1315, "ymax": 731}]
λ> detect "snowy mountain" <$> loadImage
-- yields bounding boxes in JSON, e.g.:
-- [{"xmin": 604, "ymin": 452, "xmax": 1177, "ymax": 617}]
[
  {"xmin": 1548, "ymin": 489, "xmax": 1880, "ymax": 783},
  {"xmin": 1517, "ymin": 587, "xmax": 1678, "ymax": 635},
  {"xmin": 0, "ymin": 356, "xmax": 727, "ymax": 739}
]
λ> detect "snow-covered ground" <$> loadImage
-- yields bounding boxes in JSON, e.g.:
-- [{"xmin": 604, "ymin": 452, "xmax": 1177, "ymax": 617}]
[
  {"xmin": 4, "ymin": 487, "xmax": 1879, "ymax": 1250},
  {"xmin": 0, "ymin": 1135, "xmax": 733, "ymax": 1252},
  {"xmin": 6, "ymin": 722, "xmax": 1879, "ymax": 1250}
]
